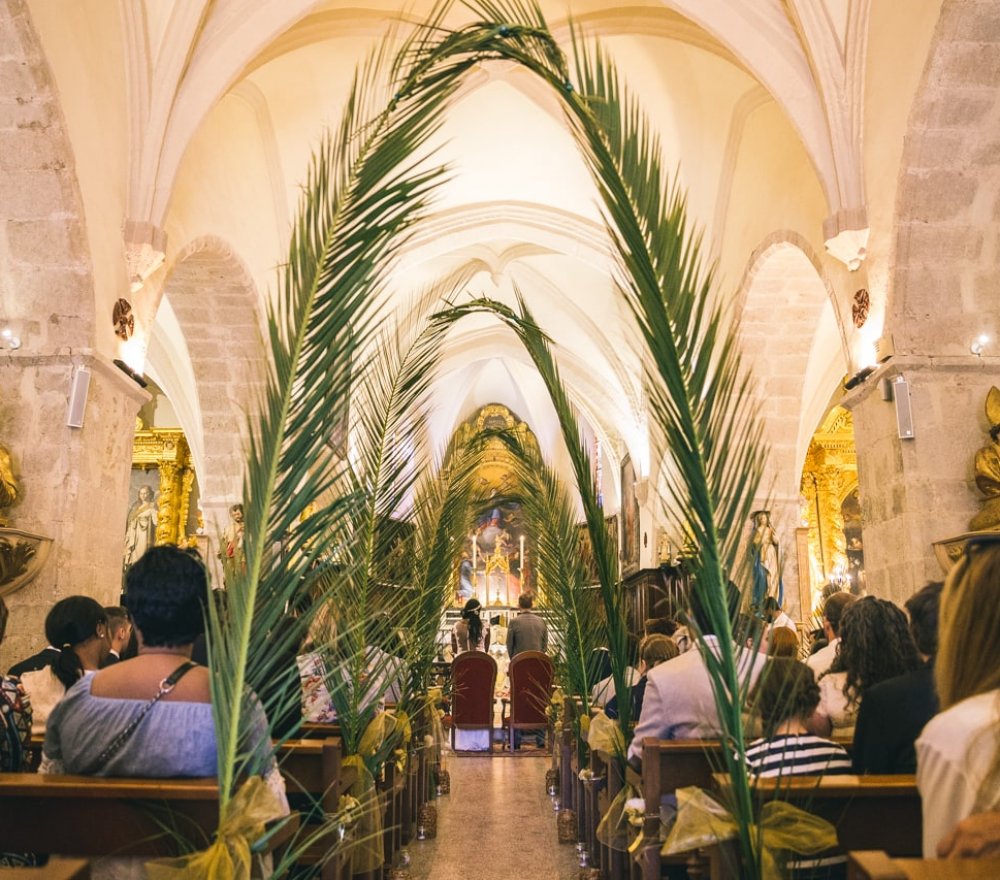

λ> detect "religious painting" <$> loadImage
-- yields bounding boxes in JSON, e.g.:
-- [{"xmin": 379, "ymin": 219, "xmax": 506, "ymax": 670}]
[
  {"xmin": 621, "ymin": 454, "xmax": 640, "ymax": 575},
  {"xmin": 842, "ymin": 488, "xmax": 865, "ymax": 594},
  {"xmin": 465, "ymin": 500, "xmax": 529, "ymax": 607},
  {"xmin": 376, "ymin": 517, "xmax": 416, "ymax": 587},
  {"xmin": 577, "ymin": 514, "xmax": 619, "ymax": 585}
]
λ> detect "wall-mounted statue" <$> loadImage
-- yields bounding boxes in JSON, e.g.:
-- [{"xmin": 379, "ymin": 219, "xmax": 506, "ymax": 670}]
[
  {"xmin": 0, "ymin": 442, "xmax": 53, "ymax": 597},
  {"xmin": 123, "ymin": 484, "xmax": 157, "ymax": 572},
  {"xmin": 0, "ymin": 445, "xmax": 19, "ymax": 526},
  {"xmin": 750, "ymin": 510, "xmax": 783, "ymax": 608},
  {"xmin": 218, "ymin": 503, "xmax": 245, "ymax": 588},
  {"xmin": 971, "ymin": 386, "xmax": 1000, "ymax": 531}
]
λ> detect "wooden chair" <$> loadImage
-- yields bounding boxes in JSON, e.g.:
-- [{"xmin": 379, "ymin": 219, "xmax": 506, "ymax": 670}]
[
  {"xmin": 450, "ymin": 650, "xmax": 497, "ymax": 751},
  {"xmin": 848, "ymin": 850, "xmax": 1000, "ymax": 879},
  {"xmin": 505, "ymin": 651, "xmax": 553, "ymax": 751}
]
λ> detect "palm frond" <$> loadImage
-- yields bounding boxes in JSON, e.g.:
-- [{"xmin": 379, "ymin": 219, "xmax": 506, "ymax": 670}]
[
  {"xmin": 399, "ymin": 431, "xmax": 490, "ymax": 710},
  {"xmin": 409, "ymin": 4, "xmax": 770, "ymax": 871},
  {"xmin": 208, "ymin": 2, "xmax": 464, "ymax": 814},
  {"xmin": 500, "ymin": 435, "xmax": 605, "ymax": 713},
  {"xmin": 437, "ymin": 294, "xmax": 634, "ymax": 736}
]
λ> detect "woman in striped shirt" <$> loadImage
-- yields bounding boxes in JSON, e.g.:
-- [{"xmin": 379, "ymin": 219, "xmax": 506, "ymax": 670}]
[{"xmin": 745, "ymin": 659, "xmax": 852, "ymax": 878}]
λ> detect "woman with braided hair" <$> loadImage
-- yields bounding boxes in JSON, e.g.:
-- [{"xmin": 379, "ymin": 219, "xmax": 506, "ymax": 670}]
[
  {"xmin": 451, "ymin": 597, "xmax": 490, "ymax": 654},
  {"xmin": 810, "ymin": 596, "xmax": 920, "ymax": 738}
]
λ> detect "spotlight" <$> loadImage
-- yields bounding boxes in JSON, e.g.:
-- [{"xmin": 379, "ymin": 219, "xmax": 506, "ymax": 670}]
[{"xmin": 971, "ymin": 334, "xmax": 989, "ymax": 357}]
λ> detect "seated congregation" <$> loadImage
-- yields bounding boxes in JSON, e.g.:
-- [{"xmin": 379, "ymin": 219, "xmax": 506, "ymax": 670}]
[{"xmin": 3, "ymin": 540, "xmax": 1000, "ymax": 878}]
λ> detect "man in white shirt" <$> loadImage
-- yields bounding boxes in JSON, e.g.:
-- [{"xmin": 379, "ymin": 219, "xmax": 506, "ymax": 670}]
[
  {"xmin": 628, "ymin": 583, "xmax": 767, "ymax": 764},
  {"xmin": 806, "ymin": 592, "xmax": 858, "ymax": 677}
]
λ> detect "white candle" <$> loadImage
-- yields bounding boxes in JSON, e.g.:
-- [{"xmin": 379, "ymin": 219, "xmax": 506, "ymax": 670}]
[
  {"xmin": 472, "ymin": 535, "xmax": 477, "ymax": 570},
  {"xmin": 519, "ymin": 535, "xmax": 525, "ymax": 568}
]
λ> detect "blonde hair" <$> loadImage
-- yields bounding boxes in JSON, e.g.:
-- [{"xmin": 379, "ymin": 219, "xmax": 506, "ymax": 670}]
[
  {"xmin": 936, "ymin": 543, "xmax": 1000, "ymax": 709},
  {"xmin": 936, "ymin": 541, "xmax": 1000, "ymax": 812}
]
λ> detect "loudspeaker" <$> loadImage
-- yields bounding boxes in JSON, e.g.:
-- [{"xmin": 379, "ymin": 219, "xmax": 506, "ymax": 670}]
[
  {"xmin": 893, "ymin": 375, "xmax": 914, "ymax": 440},
  {"xmin": 66, "ymin": 366, "xmax": 91, "ymax": 428}
]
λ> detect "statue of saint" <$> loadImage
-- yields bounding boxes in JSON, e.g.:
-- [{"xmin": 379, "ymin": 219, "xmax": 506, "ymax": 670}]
[
  {"xmin": 0, "ymin": 444, "xmax": 18, "ymax": 526},
  {"xmin": 124, "ymin": 484, "xmax": 157, "ymax": 571},
  {"xmin": 218, "ymin": 503, "xmax": 245, "ymax": 588},
  {"xmin": 971, "ymin": 386, "xmax": 1000, "ymax": 531},
  {"xmin": 750, "ymin": 510, "xmax": 782, "ymax": 608},
  {"xmin": 458, "ymin": 551, "xmax": 474, "ymax": 601}
]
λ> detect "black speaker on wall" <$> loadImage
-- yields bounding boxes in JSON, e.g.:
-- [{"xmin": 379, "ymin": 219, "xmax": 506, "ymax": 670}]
[{"xmin": 66, "ymin": 366, "xmax": 91, "ymax": 429}]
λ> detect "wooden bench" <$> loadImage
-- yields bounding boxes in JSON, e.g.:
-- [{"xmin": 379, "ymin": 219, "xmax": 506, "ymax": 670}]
[
  {"xmin": 0, "ymin": 859, "xmax": 90, "ymax": 880},
  {"xmin": 706, "ymin": 774, "xmax": 921, "ymax": 878},
  {"xmin": 0, "ymin": 774, "xmax": 220, "ymax": 857},
  {"xmin": 0, "ymin": 774, "xmax": 297, "ymax": 860},
  {"xmin": 635, "ymin": 738, "xmax": 858, "ymax": 880},
  {"xmin": 277, "ymin": 736, "xmax": 353, "ymax": 880},
  {"xmin": 848, "ymin": 850, "xmax": 1000, "ymax": 879}
]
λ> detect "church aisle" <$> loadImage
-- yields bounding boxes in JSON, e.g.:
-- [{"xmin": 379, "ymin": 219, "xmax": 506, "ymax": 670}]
[{"xmin": 408, "ymin": 756, "xmax": 580, "ymax": 880}]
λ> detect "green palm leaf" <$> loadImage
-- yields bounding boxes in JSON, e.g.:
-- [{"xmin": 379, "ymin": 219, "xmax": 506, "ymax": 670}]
[
  {"xmin": 439, "ymin": 294, "xmax": 634, "ymax": 737},
  {"xmin": 206, "ymin": 2, "xmax": 463, "ymax": 819}
]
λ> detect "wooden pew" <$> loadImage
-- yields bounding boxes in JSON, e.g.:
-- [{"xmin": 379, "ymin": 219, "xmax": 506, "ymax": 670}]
[
  {"xmin": 0, "ymin": 774, "xmax": 297, "ymax": 860},
  {"xmin": 0, "ymin": 859, "xmax": 90, "ymax": 880},
  {"xmin": 635, "ymin": 738, "xmax": 857, "ymax": 880},
  {"xmin": 277, "ymin": 736, "xmax": 353, "ymax": 880},
  {"xmin": 636, "ymin": 739, "xmax": 725, "ymax": 880},
  {"xmin": 848, "ymin": 851, "xmax": 1000, "ymax": 879},
  {"xmin": 708, "ymin": 774, "xmax": 921, "ymax": 878}
]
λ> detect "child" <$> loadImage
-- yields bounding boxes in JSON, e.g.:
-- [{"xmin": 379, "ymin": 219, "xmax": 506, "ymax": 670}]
[{"xmin": 746, "ymin": 659, "xmax": 852, "ymax": 878}]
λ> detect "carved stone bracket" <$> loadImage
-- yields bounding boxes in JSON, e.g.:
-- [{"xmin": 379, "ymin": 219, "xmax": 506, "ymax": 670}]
[
  {"xmin": 823, "ymin": 208, "xmax": 870, "ymax": 271},
  {"xmin": 123, "ymin": 219, "xmax": 167, "ymax": 293}
]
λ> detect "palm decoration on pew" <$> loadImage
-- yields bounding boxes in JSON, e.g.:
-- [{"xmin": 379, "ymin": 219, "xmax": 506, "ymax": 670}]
[
  {"xmin": 498, "ymin": 432, "xmax": 609, "ymax": 751},
  {"xmin": 195, "ymin": 11, "xmax": 470, "ymax": 878},
  {"xmin": 407, "ymin": 5, "xmax": 775, "ymax": 875},
  {"xmin": 200, "ymin": 1, "xmax": 793, "ymax": 876}
]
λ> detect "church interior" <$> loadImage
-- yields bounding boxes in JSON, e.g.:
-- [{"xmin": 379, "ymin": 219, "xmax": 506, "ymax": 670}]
[{"xmin": 1, "ymin": 0, "xmax": 1000, "ymax": 877}]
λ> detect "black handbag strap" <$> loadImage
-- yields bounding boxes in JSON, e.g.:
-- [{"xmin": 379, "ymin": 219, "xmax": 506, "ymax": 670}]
[{"xmin": 82, "ymin": 660, "xmax": 198, "ymax": 775}]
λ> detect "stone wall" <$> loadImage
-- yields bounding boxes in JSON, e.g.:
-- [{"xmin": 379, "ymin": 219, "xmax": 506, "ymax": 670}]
[
  {"xmin": 849, "ymin": 0, "xmax": 1000, "ymax": 602},
  {"xmin": 0, "ymin": 0, "xmax": 144, "ymax": 670}
]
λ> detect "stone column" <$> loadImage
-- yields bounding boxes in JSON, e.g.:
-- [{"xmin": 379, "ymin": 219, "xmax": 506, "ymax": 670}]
[
  {"xmin": 843, "ymin": 355, "xmax": 995, "ymax": 604},
  {"xmin": 0, "ymin": 354, "xmax": 147, "ymax": 670}
]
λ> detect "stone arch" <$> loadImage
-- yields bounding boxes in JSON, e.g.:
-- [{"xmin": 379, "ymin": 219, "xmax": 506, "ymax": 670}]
[
  {"xmin": 734, "ymin": 232, "xmax": 848, "ymax": 618},
  {"xmin": 155, "ymin": 237, "xmax": 267, "ymax": 519},
  {"xmin": 888, "ymin": 0, "xmax": 1000, "ymax": 357},
  {"xmin": 736, "ymin": 230, "xmax": 848, "ymax": 476}
]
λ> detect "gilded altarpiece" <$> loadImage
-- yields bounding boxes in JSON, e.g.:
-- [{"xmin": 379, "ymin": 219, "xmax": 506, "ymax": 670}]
[
  {"xmin": 129, "ymin": 423, "xmax": 198, "ymax": 552},
  {"xmin": 800, "ymin": 406, "xmax": 863, "ymax": 605}
]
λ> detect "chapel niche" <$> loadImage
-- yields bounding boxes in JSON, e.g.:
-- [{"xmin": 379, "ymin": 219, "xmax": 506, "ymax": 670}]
[{"xmin": 799, "ymin": 405, "xmax": 865, "ymax": 615}]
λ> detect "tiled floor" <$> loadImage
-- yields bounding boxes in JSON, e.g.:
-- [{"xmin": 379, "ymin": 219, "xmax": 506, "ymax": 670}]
[{"xmin": 407, "ymin": 755, "xmax": 580, "ymax": 879}]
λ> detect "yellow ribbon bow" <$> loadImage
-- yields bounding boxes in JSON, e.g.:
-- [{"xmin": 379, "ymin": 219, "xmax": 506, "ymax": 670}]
[
  {"xmin": 145, "ymin": 776, "xmax": 285, "ymax": 880},
  {"xmin": 586, "ymin": 712, "xmax": 625, "ymax": 756},
  {"xmin": 661, "ymin": 786, "xmax": 838, "ymax": 879},
  {"xmin": 341, "ymin": 754, "xmax": 385, "ymax": 872}
]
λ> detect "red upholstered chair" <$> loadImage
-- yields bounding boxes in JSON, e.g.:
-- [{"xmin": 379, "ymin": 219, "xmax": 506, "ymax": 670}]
[
  {"xmin": 506, "ymin": 651, "xmax": 554, "ymax": 751},
  {"xmin": 450, "ymin": 650, "xmax": 498, "ymax": 750}
]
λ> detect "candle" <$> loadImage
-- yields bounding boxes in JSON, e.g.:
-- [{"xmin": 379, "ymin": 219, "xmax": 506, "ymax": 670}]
[
  {"xmin": 472, "ymin": 535, "xmax": 477, "ymax": 570},
  {"xmin": 519, "ymin": 535, "xmax": 525, "ymax": 568}
]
